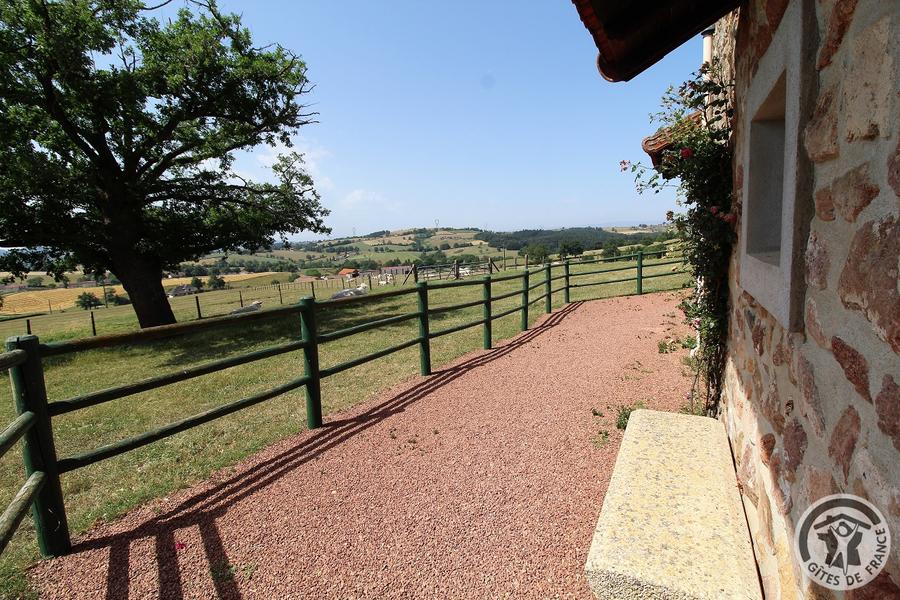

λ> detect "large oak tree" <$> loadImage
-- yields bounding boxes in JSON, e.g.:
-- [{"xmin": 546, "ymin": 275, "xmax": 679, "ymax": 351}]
[{"xmin": 0, "ymin": 0, "xmax": 329, "ymax": 327}]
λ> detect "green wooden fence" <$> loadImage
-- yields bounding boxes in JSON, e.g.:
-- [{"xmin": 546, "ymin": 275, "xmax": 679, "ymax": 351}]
[{"xmin": 1, "ymin": 250, "xmax": 687, "ymax": 557}]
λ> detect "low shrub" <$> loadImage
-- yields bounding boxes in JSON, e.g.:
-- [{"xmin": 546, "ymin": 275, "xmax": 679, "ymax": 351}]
[
  {"xmin": 657, "ymin": 338, "xmax": 674, "ymax": 353},
  {"xmin": 616, "ymin": 401, "xmax": 644, "ymax": 430},
  {"xmin": 592, "ymin": 430, "xmax": 610, "ymax": 447}
]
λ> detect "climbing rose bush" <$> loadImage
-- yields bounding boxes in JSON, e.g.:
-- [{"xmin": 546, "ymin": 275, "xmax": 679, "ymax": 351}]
[{"xmin": 625, "ymin": 62, "xmax": 736, "ymax": 415}]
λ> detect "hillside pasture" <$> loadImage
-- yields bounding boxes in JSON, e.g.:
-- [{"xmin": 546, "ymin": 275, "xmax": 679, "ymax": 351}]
[
  {"xmin": 0, "ymin": 273, "xmax": 279, "ymax": 315},
  {"xmin": 190, "ymin": 226, "xmax": 683, "ymax": 273},
  {"xmin": 372, "ymin": 232, "xmax": 416, "ymax": 244},
  {"xmin": 1, "ymin": 271, "xmax": 83, "ymax": 282},
  {"xmin": 271, "ymin": 229, "xmax": 501, "ymax": 265},
  {"xmin": 178, "ymin": 227, "xmax": 676, "ymax": 276},
  {"xmin": 2, "ymin": 285, "xmax": 128, "ymax": 314},
  {"xmin": 0, "ymin": 273, "xmax": 318, "ymax": 341}
]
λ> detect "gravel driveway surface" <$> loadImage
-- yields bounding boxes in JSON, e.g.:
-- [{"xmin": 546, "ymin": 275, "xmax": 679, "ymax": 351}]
[{"xmin": 31, "ymin": 292, "xmax": 692, "ymax": 599}]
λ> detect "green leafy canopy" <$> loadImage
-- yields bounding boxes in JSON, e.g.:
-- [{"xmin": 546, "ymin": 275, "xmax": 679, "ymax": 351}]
[{"xmin": 0, "ymin": 0, "xmax": 330, "ymax": 282}]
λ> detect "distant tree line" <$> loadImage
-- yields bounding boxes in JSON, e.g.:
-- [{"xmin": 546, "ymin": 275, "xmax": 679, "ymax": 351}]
[
  {"xmin": 186, "ymin": 275, "xmax": 227, "ymax": 291},
  {"xmin": 170, "ymin": 227, "xmax": 676, "ymax": 276},
  {"xmin": 179, "ymin": 257, "xmax": 300, "ymax": 276},
  {"xmin": 475, "ymin": 227, "xmax": 676, "ymax": 253},
  {"xmin": 323, "ymin": 244, "xmax": 358, "ymax": 254}
]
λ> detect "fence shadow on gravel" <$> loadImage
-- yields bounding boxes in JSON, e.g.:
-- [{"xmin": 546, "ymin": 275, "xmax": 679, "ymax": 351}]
[{"xmin": 73, "ymin": 303, "xmax": 583, "ymax": 600}]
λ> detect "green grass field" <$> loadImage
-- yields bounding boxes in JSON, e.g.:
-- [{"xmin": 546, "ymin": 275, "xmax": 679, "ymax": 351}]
[
  {"xmin": 0, "ymin": 273, "xmax": 330, "ymax": 343},
  {"xmin": 0, "ymin": 256, "xmax": 689, "ymax": 597}
]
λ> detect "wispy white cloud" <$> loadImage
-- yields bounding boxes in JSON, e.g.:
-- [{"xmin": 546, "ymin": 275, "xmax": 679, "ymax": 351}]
[{"xmin": 339, "ymin": 188, "xmax": 403, "ymax": 213}]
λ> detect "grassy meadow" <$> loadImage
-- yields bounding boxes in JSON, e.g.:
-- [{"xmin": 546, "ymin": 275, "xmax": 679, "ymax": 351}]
[
  {"xmin": 0, "ymin": 273, "xmax": 280, "ymax": 316},
  {"xmin": 0, "ymin": 272, "xmax": 312, "ymax": 342},
  {"xmin": 0, "ymin": 256, "xmax": 688, "ymax": 597}
]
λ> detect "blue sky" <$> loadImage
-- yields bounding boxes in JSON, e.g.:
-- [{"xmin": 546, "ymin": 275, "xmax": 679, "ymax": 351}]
[{"xmin": 204, "ymin": 1, "xmax": 701, "ymax": 238}]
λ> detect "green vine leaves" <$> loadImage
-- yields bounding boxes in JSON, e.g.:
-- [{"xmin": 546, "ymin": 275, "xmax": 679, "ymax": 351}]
[{"xmin": 623, "ymin": 61, "xmax": 737, "ymax": 415}]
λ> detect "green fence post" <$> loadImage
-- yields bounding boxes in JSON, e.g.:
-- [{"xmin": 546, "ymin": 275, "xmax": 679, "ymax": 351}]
[
  {"xmin": 520, "ymin": 270, "xmax": 529, "ymax": 331},
  {"xmin": 482, "ymin": 275, "xmax": 492, "ymax": 350},
  {"xmin": 636, "ymin": 250, "xmax": 644, "ymax": 295},
  {"xmin": 298, "ymin": 298, "xmax": 323, "ymax": 429},
  {"xmin": 564, "ymin": 260, "xmax": 571, "ymax": 304},
  {"xmin": 5, "ymin": 335, "xmax": 71, "ymax": 557},
  {"xmin": 416, "ymin": 282, "xmax": 432, "ymax": 375},
  {"xmin": 544, "ymin": 263, "xmax": 551, "ymax": 314}
]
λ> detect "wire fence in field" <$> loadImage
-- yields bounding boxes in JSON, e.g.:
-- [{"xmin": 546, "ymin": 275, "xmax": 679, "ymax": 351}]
[{"xmin": 0, "ymin": 252, "xmax": 687, "ymax": 343}]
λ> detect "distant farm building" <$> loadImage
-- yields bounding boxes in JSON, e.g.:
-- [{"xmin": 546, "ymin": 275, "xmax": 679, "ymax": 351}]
[{"xmin": 166, "ymin": 285, "xmax": 198, "ymax": 298}]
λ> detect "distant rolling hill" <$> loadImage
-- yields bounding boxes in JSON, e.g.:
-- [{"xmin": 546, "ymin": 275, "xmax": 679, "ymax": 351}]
[{"xmin": 186, "ymin": 225, "xmax": 676, "ymax": 273}]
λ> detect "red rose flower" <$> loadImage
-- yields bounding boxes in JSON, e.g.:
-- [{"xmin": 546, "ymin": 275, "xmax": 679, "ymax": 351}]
[
  {"xmin": 680, "ymin": 148, "xmax": 694, "ymax": 159},
  {"xmin": 175, "ymin": 542, "xmax": 186, "ymax": 550},
  {"xmin": 710, "ymin": 206, "xmax": 719, "ymax": 215}
]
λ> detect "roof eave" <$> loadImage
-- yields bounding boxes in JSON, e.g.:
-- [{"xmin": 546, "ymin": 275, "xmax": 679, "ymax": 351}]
[{"xmin": 572, "ymin": 0, "xmax": 740, "ymax": 82}]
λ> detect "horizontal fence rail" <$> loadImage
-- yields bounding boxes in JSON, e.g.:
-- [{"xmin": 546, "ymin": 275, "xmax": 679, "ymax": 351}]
[
  {"xmin": 0, "ymin": 471, "xmax": 45, "ymax": 555},
  {"xmin": 0, "ymin": 412, "xmax": 35, "ymax": 459},
  {"xmin": 57, "ymin": 374, "xmax": 313, "ymax": 473},
  {"xmin": 47, "ymin": 339, "xmax": 310, "ymax": 417},
  {"xmin": 317, "ymin": 311, "xmax": 421, "ymax": 343},
  {"xmin": 2, "ymin": 250, "xmax": 688, "ymax": 558}
]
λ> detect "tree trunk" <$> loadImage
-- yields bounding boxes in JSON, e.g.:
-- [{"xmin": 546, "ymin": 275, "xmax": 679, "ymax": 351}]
[{"xmin": 113, "ymin": 258, "xmax": 177, "ymax": 328}]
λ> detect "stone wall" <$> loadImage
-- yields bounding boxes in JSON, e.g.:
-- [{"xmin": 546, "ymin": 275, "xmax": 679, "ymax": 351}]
[{"xmin": 713, "ymin": 1, "xmax": 899, "ymax": 598}]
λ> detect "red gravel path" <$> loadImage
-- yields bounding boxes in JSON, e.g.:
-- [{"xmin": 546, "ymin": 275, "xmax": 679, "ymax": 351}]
[{"xmin": 31, "ymin": 293, "xmax": 692, "ymax": 599}]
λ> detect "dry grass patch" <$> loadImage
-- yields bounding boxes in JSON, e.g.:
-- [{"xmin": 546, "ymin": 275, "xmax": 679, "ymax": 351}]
[{"xmin": 1, "ymin": 273, "xmax": 279, "ymax": 315}]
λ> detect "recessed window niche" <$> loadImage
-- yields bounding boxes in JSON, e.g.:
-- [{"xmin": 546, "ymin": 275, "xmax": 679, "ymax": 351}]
[
  {"xmin": 738, "ymin": 1, "xmax": 809, "ymax": 329},
  {"xmin": 746, "ymin": 73, "xmax": 786, "ymax": 265}
]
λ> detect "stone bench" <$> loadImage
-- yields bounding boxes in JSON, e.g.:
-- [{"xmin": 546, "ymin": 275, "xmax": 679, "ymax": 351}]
[{"xmin": 584, "ymin": 409, "xmax": 763, "ymax": 600}]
